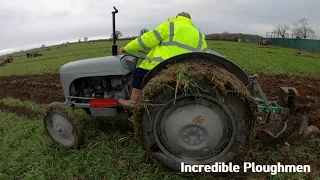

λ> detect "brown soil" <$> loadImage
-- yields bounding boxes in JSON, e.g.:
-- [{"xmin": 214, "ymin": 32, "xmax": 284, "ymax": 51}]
[
  {"xmin": 0, "ymin": 102, "xmax": 44, "ymax": 119},
  {"xmin": 0, "ymin": 73, "xmax": 64, "ymax": 104},
  {"xmin": 259, "ymin": 74, "xmax": 320, "ymax": 128},
  {"xmin": 0, "ymin": 72, "xmax": 319, "ymax": 128}
]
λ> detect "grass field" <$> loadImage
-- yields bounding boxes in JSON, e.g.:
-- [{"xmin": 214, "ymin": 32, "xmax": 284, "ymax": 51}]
[
  {"xmin": 0, "ymin": 40, "xmax": 320, "ymax": 179},
  {"xmin": 1, "ymin": 40, "xmax": 320, "ymax": 77}
]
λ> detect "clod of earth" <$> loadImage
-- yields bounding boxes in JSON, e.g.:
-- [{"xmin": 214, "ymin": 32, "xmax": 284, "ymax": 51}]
[{"xmin": 303, "ymin": 125, "xmax": 320, "ymax": 139}]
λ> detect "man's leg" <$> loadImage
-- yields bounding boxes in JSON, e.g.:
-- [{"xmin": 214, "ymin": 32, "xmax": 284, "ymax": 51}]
[
  {"xmin": 131, "ymin": 88, "xmax": 142, "ymax": 102},
  {"xmin": 118, "ymin": 68, "xmax": 149, "ymax": 108}
]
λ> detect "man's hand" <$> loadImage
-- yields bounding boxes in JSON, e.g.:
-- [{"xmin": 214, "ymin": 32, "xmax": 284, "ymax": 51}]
[{"xmin": 119, "ymin": 47, "xmax": 126, "ymax": 53}]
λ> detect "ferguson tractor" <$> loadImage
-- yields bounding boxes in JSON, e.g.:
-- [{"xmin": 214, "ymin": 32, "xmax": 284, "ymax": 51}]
[{"xmin": 44, "ymin": 7, "xmax": 310, "ymax": 171}]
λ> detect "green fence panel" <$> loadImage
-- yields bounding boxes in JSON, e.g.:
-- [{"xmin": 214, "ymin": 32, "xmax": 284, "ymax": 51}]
[{"xmin": 267, "ymin": 38, "xmax": 320, "ymax": 52}]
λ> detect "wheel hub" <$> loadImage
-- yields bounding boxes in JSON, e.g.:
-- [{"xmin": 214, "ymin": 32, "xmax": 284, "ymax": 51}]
[
  {"xmin": 55, "ymin": 124, "xmax": 66, "ymax": 137},
  {"xmin": 153, "ymin": 95, "xmax": 234, "ymax": 163},
  {"xmin": 182, "ymin": 127, "xmax": 204, "ymax": 146},
  {"xmin": 47, "ymin": 112, "xmax": 75, "ymax": 146}
]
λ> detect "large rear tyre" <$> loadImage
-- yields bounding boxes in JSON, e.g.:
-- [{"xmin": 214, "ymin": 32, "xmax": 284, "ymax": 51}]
[
  {"xmin": 44, "ymin": 102, "xmax": 84, "ymax": 149},
  {"xmin": 138, "ymin": 83, "xmax": 253, "ymax": 172}
]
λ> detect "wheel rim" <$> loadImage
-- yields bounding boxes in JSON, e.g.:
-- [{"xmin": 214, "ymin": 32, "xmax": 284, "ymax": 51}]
[
  {"xmin": 153, "ymin": 95, "xmax": 236, "ymax": 164},
  {"xmin": 46, "ymin": 112, "xmax": 75, "ymax": 146}
]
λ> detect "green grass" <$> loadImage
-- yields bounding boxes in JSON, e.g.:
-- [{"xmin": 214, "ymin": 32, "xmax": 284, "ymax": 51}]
[
  {"xmin": 0, "ymin": 98, "xmax": 319, "ymax": 179},
  {"xmin": 213, "ymin": 42, "xmax": 320, "ymax": 77},
  {"xmin": 0, "ymin": 98, "xmax": 45, "ymax": 114},
  {"xmin": 0, "ymin": 110, "xmax": 186, "ymax": 180},
  {"xmin": 1, "ymin": 40, "xmax": 320, "ymax": 77},
  {"xmin": 0, "ymin": 41, "xmax": 128, "ymax": 76}
]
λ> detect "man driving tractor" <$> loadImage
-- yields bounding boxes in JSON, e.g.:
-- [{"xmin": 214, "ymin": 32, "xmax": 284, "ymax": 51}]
[{"xmin": 118, "ymin": 12, "xmax": 209, "ymax": 108}]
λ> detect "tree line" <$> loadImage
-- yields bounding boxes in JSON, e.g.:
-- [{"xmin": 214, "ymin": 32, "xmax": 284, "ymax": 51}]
[
  {"xmin": 42, "ymin": 17, "xmax": 317, "ymax": 48},
  {"xmin": 274, "ymin": 18, "xmax": 316, "ymax": 39}
]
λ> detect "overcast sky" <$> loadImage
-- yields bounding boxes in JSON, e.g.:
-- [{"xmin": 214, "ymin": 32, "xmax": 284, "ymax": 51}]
[{"xmin": 1, "ymin": 0, "xmax": 319, "ymax": 55}]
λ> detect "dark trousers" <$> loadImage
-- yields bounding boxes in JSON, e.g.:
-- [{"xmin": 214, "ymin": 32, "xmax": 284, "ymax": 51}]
[{"xmin": 132, "ymin": 68, "xmax": 150, "ymax": 90}]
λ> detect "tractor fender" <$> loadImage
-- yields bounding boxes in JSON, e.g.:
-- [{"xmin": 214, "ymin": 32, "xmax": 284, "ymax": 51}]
[{"xmin": 142, "ymin": 52, "xmax": 250, "ymax": 86}]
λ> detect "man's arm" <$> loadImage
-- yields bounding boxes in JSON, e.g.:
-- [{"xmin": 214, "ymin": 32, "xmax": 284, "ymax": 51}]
[
  {"xmin": 202, "ymin": 34, "xmax": 208, "ymax": 50},
  {"xmin": 123, "ymin": 22, "xmax": 170, "ymax": 52}
]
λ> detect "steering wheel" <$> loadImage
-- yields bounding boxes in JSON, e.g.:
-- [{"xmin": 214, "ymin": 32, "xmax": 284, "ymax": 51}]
[{"xmin": 124, "ymin": 50, "xmax": 148, "ymax": 59}]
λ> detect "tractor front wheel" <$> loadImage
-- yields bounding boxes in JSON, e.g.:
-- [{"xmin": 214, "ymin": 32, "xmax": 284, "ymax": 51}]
[{"xmin": 44, "ymin": 102, "xmax": 84, "ymax": 148}]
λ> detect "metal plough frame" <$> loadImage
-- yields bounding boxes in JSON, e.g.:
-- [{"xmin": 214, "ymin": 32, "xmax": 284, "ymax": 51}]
[{"xmin": 247, "ymin": 74, "xmax": 309, "ymax": 135}]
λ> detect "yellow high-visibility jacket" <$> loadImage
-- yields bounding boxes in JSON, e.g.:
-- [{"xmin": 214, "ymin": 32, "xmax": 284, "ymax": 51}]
[{"xmin": 124, "ymin": 16, "xmax": 209, "ymax": 70}]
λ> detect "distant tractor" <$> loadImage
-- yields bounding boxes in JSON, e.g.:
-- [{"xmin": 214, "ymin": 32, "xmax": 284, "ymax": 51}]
[
  {"xmin": 257, "ymin": 39, "xmax": 269, "ymax": 47},
  {"xmin": 44, "ymin": 7, "xmax": 310, "ymax": 171}
]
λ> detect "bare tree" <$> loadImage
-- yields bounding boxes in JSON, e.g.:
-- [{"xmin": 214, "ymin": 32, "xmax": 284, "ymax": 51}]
[
  {"xmin": 140, "ymin": 29, "xmax": 149, "ymax": 36},
  {"xmin": 84, "ymin": 37, "xmax": 88, "ymax": 42},
  {"xmin": 311, "ymin": 34, "xmax": 317, "ymax": 39},
  {"xmin": 41, "ymin": 44, "xmax": 45, "ymax": 48},
  {"xmin": 78, "ymin": 39, "xmax": 82, "ymax": 43},
  {"xmin": 111, "ymin": 31, "xmax": 123, "ymax": 40},
  {"xmin": 274, "ymin": 25, "xmax": 290, "ymax": 38},
  {"xmin": 292, "ymin": 18, "xmax": 315, "ymax": 39}
]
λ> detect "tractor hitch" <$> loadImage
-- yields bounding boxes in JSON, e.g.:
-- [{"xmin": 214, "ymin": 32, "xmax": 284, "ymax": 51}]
[{"xmin": 248, "ymin": 75, "xmax": 310, "ymax": 144}]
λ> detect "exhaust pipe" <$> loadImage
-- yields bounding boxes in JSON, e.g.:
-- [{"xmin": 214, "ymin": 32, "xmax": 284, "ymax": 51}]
[{"xmin": 112, "ymin": 6, "xmax": 118, "ymax": 56}]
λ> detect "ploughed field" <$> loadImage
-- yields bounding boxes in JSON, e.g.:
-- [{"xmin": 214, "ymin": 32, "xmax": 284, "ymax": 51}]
[
  {"xmin": 0, "ymin": 73, "xmax": 319, "ymax": 129},
  {"xmin": 0, "ymin": 40, "xmax": 319, "ymax": 179}
]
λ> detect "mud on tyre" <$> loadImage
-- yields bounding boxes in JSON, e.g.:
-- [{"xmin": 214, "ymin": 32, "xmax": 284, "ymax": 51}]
[
  {"xmin": 44, "ymin": 102, "xmax": 84, "ymax": 149},
  {"xmin": 134, "ymin": 63, "xmax": 255, "ymax": 172}
]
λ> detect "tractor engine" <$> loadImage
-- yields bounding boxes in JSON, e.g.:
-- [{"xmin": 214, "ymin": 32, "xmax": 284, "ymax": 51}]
[
  {"xmin": 79, "ymin": 77, "xmax": 114, "ymax": 98},
  {"xmin": 70, "ymin": 75, "xmax": 131, "ymax": 103}
]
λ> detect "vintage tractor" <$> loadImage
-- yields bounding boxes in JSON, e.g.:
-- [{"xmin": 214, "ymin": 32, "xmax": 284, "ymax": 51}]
[{"xmin": 44, "ymin": 7, "xmax": 310, "ymax": 171}]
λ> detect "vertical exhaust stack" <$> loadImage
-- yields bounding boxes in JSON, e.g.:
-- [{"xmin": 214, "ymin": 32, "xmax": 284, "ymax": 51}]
[{"xmin": 112, "ymin": 6, "xmax": 118, "ymax": 56}]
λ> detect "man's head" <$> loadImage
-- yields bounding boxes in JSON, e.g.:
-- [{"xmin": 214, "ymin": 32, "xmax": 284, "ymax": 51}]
[{"xmin": 176, "ymin": 12, "xmax": 191, "ymax": 19}]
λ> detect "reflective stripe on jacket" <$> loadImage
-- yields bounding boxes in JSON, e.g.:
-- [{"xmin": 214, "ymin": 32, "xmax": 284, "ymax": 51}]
[{"xmin": 124, "ymin": 16, "xmax": 210, "ymax": 70}]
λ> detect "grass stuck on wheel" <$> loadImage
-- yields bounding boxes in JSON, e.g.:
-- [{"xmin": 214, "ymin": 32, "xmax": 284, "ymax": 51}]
[{"xmin": 133, "ymin": 62, "xmax": 257, "ymax": 172}]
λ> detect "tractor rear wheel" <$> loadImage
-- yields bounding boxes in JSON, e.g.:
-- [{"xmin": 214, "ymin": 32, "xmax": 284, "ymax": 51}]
[
  {"xmin": 138, "ymin": 83, "xmax": 252, "ymax": 171},
  {"xmin": 44, "ymin": 102, "xmax": 84, "ymax": 148}
]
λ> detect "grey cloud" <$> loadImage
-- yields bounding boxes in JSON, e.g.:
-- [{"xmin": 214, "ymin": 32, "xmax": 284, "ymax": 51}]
[{"xmin": 1, "ymin": 0, "xmax": 319, "ymax": 55}]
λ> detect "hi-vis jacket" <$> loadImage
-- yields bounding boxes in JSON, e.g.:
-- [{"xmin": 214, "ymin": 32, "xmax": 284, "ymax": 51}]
[{"xmin": 124, "ymin": 16, "xmax": 209, "ymax": 70}]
